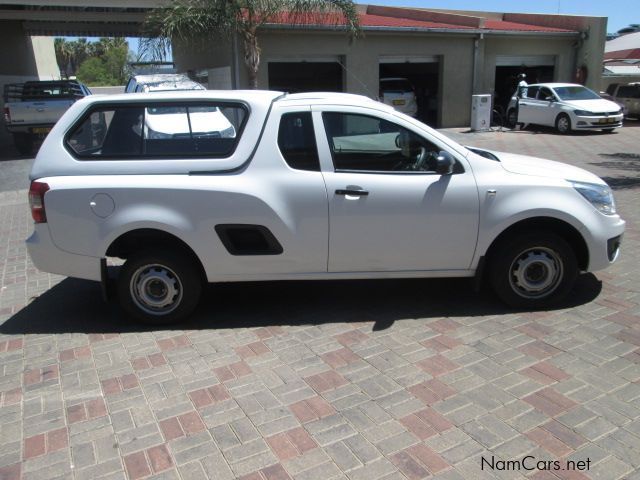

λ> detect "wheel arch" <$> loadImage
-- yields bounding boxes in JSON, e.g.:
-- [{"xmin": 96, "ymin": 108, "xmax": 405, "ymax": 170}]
[
  {"xmin": 106, "ymin": 228, "xmax": 207, "ymax": 283},
  {"xmin": 484, "ymin": 217, "xmax": 589, "ymax": 271}
]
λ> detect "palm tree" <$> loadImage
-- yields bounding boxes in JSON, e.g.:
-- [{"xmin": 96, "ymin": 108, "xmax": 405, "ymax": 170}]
[
  {"xmin": 54, "ymin": 38, "xmax": 73, "ymax": 78},
  {"xmin": 143, "ymin": 0, "xmax": 361, "ymax": 89}
]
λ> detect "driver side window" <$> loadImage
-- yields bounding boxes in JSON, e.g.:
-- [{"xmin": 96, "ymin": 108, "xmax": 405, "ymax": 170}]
[
  {"xmin": 537, "ymin": 87, "xmax": 554, "ymax": 101},
  {"xmin": 322, "ymin": 112, "xmax": 442, "ymax": 173}
]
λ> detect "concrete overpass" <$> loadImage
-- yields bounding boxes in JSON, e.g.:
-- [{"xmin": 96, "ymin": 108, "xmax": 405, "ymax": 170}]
[{"xmin": 0, "ymin": 1, "xmax": 163, "ymax": 148}]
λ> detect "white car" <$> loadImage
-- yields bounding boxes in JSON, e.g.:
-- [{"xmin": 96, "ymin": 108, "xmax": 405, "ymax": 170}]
[
  {"xmin": 507, "ymin": 83, "xmax": 624, "ymax": 133},
  {"xmin": 125, "ymin": 74, "xmax": 206, "ymax": 93},
  {"xmin": 379, "ymin": 78, "xmax": 418, "ymax": 117},
  {"xmin": 145, "ymin": 105, "xmax": 236, "ymax": 140},
  {"xmin": 27, "ymin": 90, "xmax": 625, "ymax": 323}
]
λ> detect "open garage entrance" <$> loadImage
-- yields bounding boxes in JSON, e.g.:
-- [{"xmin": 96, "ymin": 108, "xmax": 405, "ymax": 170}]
[
  {"xmin": 494, "ymin": 55, "xmax": 556, "ymax": 112},
  {"xmin": 268, "ymin": 60, "xmax": 343, "ymax": 93},
  {"xmin": 379, "ymin": 57, "xmax": 440, "ymax": 127}
]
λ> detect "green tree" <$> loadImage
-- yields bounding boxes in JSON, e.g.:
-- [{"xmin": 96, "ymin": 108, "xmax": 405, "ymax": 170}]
[
  {"xmin": 54, "ymin": 38, "xmax": 73, "ymax": 78},
  {"xmin": 54, "ymin": 38, "xmax": 90, "ymax": 78},
  {"xmin": 76, "ymin": 38, "xmax": 131, "ymax": 86},
  {"xmin": 143, "ymin": 0, "xmax": 360, "ymax": 89}
]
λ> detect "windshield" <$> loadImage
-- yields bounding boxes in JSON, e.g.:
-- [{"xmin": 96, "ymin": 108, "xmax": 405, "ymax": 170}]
[{"xmin": 553, "ymin": 86, "xmax": 601, "ymax": 101}]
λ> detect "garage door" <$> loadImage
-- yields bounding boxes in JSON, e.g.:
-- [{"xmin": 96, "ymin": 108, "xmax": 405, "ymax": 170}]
[
  {"xmin": 494, "ymin": 56, "xmax": 556, "ymax": 111},
  {"xmin": 379, "ymin": 56, "xmax": 440, "ymax": 126},
  {"xmin": 379, "ymin": 56, "xmax": 439, "ymax": 64},
  {"xmin": 496, "ymin": 55, "xmax": 556, "ymax": 67},
  {"xmin": 268, "ymin": 57, "xmax": 343, "ymax": 93}
]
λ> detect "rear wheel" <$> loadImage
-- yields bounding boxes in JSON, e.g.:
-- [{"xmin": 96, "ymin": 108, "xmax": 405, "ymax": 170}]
[
  {"xmin": 555, "ymin": 113, "xmax": 572, "ymax": 134},
  {"xmin": 117, "ymin": 249, "xmax": 202, "ymax": 324},
  {"xmin": 489, "ymin": 233, "xmax": 577, "ymax": 309}
]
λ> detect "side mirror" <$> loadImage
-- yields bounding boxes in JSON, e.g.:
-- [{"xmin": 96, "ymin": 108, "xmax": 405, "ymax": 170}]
[{"xmin": 436, "ymin": 151, "xmax": 454, "ymax": 175}]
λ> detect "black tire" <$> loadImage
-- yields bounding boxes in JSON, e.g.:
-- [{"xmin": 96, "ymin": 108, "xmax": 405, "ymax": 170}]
[
  {"xmin": 555, "ymin": 113, "xmax": 572, "ymax": 134},
  {"xmin": 489, "ymin": 233, "xmax": 578, "ymax": 309},
  {"xmin": 117, "ymin": 249, "xmax": 202, "ymax": 324},
  {"xmin": 507, "ymin": 109, "xmax": 517, "ymax": 129},
  {"xmin": 13, "ymin": 133, "xmax": 34, "ymax": 156}
]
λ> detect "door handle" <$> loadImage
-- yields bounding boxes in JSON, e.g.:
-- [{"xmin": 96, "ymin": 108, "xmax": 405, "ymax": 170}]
[
  {"xmin": 519, "ymin": 102, "xmax": 528, "ymax": 106},
  {"xmin": 336, "ymin": 189, "xmax": 369, "ymax": 196}
]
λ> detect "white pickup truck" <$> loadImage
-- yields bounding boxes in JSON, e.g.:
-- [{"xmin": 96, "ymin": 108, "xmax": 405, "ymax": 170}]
[
  {"xmin": 26, "ymin": 90, "xmax": 625, "ymax": 323},
  {"xmin": 3, "ymin": 80, "xmax": 91, "ymax": 155}
]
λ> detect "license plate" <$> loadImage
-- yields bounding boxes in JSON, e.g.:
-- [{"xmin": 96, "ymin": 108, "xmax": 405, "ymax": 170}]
[
  {"xmin": 32, "ymin": 127, "xmax": 51, "ymax": 134},
  {"xmin": 392, "ymin": 99, "xmax": 406, "ymax": 106}
]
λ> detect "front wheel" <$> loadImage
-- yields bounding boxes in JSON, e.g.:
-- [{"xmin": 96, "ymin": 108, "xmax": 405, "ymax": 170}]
[
  {"xmin": 117, "ymin": 249, "xmax": 202, "ymax": 324},
  {"xmin": 555, "ymin": 113, "xmax": 572, "ymax": 134},
  {"xmin": 507, "ymin": 109, "xmax": 517, "ymax": 129},
  {"xmin": 489, "ymin": 233, "xmax": 577, "ymax": 309}
]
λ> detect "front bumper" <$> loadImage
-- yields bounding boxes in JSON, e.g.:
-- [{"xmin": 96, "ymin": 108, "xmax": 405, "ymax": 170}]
[
  {"xmin": 584, "ymin": 215, "xmax": 626, "ymax": 272},
  {"xmin": 26, "ymin": 224, "xmax": 101, "ymax": 281},
  {"xmin": 574, "ymin": 113, "xmax": 623, "ymax": 129}
]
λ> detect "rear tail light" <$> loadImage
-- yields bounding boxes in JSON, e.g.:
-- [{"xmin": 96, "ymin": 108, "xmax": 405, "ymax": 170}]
[
  {"xmin": 28, "ymin": 181, "xmax": 49, "ymax": 223},
  {"xmin": 3, "ymin": 107, "xmax": 10, "ymax": 124}
]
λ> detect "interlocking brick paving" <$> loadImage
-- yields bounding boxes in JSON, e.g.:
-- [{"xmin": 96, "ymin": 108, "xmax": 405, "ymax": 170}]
[{"xmin": 1, "ymin": 122, "xmax": 639, "ymax": 479}]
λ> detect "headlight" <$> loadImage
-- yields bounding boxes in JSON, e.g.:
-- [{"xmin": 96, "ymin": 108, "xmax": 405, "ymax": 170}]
[
  {"xmin": 573, "ymin": 110, "xmax": 594, "ymax": 116},
  {"xmin": 570, "ymin": 181, "xmax": 616, "ymax": 215}
]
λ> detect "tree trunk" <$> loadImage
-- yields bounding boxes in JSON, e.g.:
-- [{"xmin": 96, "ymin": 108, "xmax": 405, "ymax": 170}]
[{"xmin": 242, "ymin": 29, "xmax": 260, "ymax": 89}]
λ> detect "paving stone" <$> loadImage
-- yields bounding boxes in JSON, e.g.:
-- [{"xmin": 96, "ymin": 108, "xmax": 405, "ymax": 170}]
[{"xmin": 2, "ymin": 127, "xmax": 640, "ymax": 480}]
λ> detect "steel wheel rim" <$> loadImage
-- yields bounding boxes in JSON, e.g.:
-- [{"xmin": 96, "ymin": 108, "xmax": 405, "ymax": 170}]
[
  {"xmin": 130, "ymin": 264, "xmax": 183, "ymax": 315},
  {"xmin": 508, "ymin": 246, "xmax": 564, "ymax": 299},
  {"xmin": 557, "ymin": 116, "xmax": 570, "ymax": 133}
]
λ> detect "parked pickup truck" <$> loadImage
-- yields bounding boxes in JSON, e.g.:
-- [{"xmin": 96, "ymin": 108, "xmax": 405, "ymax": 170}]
[
  {"xmin": 604, "ymin": 82, "xmax": 640, "ymax": 118},
  {"xmin": 26, "ymin": 91, "xmax": 625, "ymax": 323},
  {"xmin": 3, "ymin": 80, "xmax": 91, "ymax": 155}
]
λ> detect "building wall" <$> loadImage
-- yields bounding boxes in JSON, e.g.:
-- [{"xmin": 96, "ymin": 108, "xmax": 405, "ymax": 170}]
[
  {"xmin": 173, "ymin": 29, "xmax": 588, "ymax": 127},
  {"xmin": 481, "ymin": 36, "xmax": 576, "ymax": 93},
  {"xmin": 188, "ymin": 30, "xmax": 477, "ymax": 127},
  {"xmin": 502, "ymin": 14, "xmax": 607, "ymax": 91}
]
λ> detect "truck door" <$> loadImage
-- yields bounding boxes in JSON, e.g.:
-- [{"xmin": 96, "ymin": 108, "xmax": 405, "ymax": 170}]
[{"xmin": 313, "ymin": 107, "xmax": 480, "ymax": 273}]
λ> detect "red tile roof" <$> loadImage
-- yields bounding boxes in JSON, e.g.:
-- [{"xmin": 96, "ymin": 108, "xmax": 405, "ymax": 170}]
[
  {"xmin": 605, "ymin": 48, "xmax": 640, "ymax": 60},
  {"xmin": 359, "ymin": 13, "xmax": 471, "ymax": 29},
  {"xmin": 265, "ymin": 11, "xmax": 576, "ymax": 33},
  {"xmin": 483, "ymin": 20, "xmax": 574, "ymax": 33}
]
